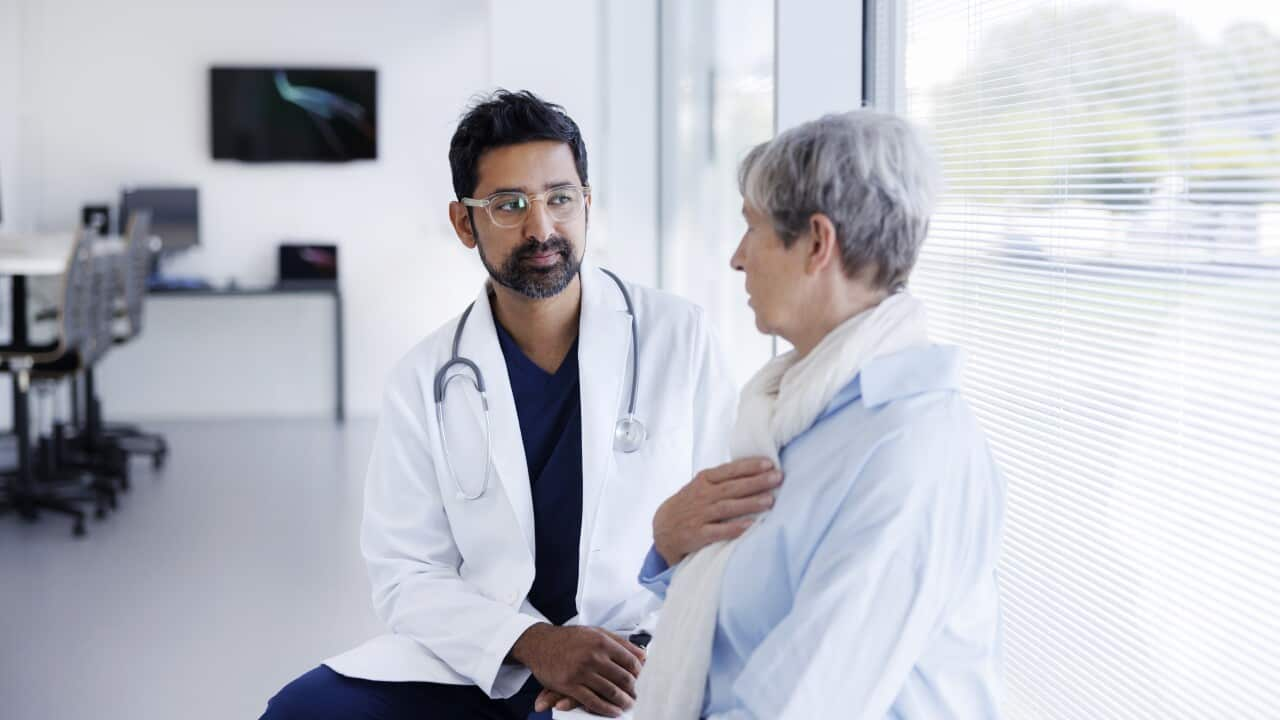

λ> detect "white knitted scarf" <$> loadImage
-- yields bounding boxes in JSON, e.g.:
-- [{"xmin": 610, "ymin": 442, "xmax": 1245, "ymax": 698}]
[{"xmin": 634, "ymin": 292, "xmax": 930, "ymax": 720}]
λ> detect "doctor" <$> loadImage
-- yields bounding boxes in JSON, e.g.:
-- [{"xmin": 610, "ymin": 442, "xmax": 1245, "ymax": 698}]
[{"xmin": 262, "ymin": 90, "xmax": 770, "ymax": 719}]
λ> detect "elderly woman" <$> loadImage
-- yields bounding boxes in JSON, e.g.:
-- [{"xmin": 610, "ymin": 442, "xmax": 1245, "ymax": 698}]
[{"xmin": 632, "ymin": 110, "xmax": 1006, "ymax": 719}]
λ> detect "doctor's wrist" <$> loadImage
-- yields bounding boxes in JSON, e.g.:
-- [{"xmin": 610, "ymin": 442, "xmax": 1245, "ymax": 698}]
[{"xmin": 509, "ymin": 622, "xmax": 555, "ymax": 668}]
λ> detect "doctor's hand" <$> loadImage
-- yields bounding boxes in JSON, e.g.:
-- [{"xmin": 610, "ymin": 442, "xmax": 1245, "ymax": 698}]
[
  {"xmin": 653, "ymin": 457, "xmax": 782, "ymax": 567},
  {"xmin": 511, "ymin": 623, "xmax": 646, "ymax": 717}
]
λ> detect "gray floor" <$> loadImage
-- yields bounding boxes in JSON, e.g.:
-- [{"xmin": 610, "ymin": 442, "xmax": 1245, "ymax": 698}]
[{"xmin": 0, "ymin": 419, "xmax": 386, "ymax": 720}]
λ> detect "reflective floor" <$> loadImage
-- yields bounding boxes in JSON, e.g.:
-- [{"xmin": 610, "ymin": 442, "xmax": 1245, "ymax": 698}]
[{"xmin": 0, "ymin": 419, "xmax": 384, "ymax": 720}]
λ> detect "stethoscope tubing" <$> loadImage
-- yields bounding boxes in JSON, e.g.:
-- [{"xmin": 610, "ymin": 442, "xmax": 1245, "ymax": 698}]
[{"xmin": 435, "ymin": 268, "xmax": 641, "ymax": 500}]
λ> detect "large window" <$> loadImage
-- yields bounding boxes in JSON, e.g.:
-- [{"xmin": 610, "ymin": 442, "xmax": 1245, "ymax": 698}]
[
  {"xmin": 871, "ymin": 0, "xmax": 1280, "ymax": 716},
  {"xmin": 660, "ymin": 0, "xmax": 775, "ymax": 384}
]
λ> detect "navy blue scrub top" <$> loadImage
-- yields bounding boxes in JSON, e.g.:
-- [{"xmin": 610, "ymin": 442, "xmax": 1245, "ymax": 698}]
[{"xmin": 494, "ymin": 320, "xmax": 583, "ymax": 626}]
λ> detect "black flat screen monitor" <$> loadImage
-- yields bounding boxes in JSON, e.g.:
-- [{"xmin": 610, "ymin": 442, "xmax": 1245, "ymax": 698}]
[
  {"xmin": 119, "ymin": 187, "xmax": 199, "ymax": 253},
  {"xmin": 211, "ymin": 66, "xmax": 377, "ymax": 162}
]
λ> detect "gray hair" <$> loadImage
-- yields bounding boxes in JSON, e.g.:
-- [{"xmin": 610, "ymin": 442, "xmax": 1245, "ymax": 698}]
[{"xmin": 738, "ymin": 109, "xmax": 941, "ymax": 289}]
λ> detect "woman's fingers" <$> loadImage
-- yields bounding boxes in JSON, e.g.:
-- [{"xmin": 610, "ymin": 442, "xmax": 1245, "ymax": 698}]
[
  {"xmin": 534, "ymin": 688, "xmax": 563, "ymax": 713},
  {"xmin": 701, "ymin": 517, "xmax": 756, "ymax": 545},
  {"xmin": 573, "ymin": 683, "xmax": 627, "ymax": 717},
  {"xmin": 710, "ymin": 493, "xmax": 775, "ymax": 522}
]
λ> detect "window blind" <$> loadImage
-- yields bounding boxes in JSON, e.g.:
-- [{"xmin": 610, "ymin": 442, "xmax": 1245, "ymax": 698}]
[{"xmin": 870, "ymin": 1, "xmax": 1280, "ymax": 717}]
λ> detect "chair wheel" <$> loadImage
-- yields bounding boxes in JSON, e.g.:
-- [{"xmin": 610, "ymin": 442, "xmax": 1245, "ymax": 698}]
[
  {"xmin": 95, "ymin": 506, "xmax": 107, "ymax": 520},
  {"xmin": 73, "ymin": 520, "xmax": 86, "ymax": 537}
]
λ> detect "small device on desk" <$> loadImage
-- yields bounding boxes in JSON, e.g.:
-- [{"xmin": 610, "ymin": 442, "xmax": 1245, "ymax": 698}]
[
  {"xmin": 82, "ymin": 205, "xmax": 111, "ymax": 236},
  {"xmin": 277, "ymin": 243, "xmax": 338, "ymax": 289},
  {"xmin": 119, "ymin": 186, "xmax": 211, "ymax": 291}
]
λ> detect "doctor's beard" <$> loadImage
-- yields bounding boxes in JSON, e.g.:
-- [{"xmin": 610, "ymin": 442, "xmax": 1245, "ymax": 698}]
[{"xmin": 478, "ymin": 234, "xmax": 582, "ymax": 299}]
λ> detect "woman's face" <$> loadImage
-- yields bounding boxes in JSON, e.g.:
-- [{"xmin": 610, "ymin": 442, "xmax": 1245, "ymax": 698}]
[{"xmin": 730, "ymin": 201, "xmax": 812, "ymax": 338}]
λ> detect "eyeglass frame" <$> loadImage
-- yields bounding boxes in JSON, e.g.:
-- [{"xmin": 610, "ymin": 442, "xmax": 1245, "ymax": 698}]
[{"xmin": 459, "ymin": 184, "xmax": 592, "ymax": 229}]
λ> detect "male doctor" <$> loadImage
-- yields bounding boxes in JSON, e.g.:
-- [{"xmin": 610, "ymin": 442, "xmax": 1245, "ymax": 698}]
[{"xmin": 262, "ymin": 91, "xmax": 779, "ymax": 719}]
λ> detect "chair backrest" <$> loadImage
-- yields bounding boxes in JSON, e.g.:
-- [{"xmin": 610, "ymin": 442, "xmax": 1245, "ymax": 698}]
[
  {"xmin": 120, "ymin": 210, "xmax": 152, "ymax": 340},
  {"xmin": 29, "ymin": 228, "xmax": 95, "ymax": 364},
  {"xmin": 80, "ymin": 244, "xmax": 118, "ymax": 366}
]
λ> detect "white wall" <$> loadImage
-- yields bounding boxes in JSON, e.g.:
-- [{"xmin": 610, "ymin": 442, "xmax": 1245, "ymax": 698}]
[
  {"xmin": 487, "ymin": 0, "xmax": 660, "ymax": 287},
  {"xmin": 489, "ymin": 1, "xmax": 602, "ymax": 176},
  {"xmin": 13, "ymin": 0, "xmax": 492, "ymax": 419},
  {"xmin": 0, "ymin": 0, "xmax": 25, "ymax": 430},
  {"xmin": 775, "ymin": 0, "xmax": 864, "ymax": 131},
  {"xmin": 0, "ymin": 0, "xmax": 22, "ymax": 232}
]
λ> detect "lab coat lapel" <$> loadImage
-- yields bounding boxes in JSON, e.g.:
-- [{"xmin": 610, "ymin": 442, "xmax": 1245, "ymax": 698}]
[
  {"xmin": 452, "ymin": 286, "xmax": 536, "ymax": 557},
  {"xmin": 577, "ymin": 263, "xmax": 631, "ymax": 573}
]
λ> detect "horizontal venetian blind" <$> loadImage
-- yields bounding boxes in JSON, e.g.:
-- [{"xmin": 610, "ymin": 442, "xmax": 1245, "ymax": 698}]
[{"xmin": 872, "ymin": 1, "xmax": 1280, "ymax": 717}]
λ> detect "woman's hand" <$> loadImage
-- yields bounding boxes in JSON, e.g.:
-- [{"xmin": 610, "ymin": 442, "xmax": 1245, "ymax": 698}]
[
  {"xmin": 534, "ymin": 688, "xmax": 580, "ymax": 713},
  {"xmin": 653, "ymin": 457, "xmax": 783, "ymax": 566}
]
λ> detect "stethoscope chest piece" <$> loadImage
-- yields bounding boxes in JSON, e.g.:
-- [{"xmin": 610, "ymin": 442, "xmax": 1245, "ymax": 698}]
[{"xmin": 614, "ymin": 415, "xmax": 647, "ymax": 454}]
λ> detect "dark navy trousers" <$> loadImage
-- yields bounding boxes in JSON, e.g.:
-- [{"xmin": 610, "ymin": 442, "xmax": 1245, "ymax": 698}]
[{"xmin": 261, "ymin": 665, "xmax": 550, "ymax": 720}]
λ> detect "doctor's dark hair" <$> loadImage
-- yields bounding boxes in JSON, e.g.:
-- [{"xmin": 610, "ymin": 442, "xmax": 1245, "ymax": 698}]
[{"xmin": 449, "ymin": 89, "xmax": 589, "ymax": 200}]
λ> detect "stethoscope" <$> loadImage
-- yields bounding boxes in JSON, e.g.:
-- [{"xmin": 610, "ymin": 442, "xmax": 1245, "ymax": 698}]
[{"xmin": 433, "ymin": 268, "xmax": 645, "ymax": 501}]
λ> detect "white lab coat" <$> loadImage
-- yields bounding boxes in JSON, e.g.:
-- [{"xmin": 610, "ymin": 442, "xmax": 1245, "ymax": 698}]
[{"xmin": 326, "ymin": 261, "xmax": 737, "ymax": 712}]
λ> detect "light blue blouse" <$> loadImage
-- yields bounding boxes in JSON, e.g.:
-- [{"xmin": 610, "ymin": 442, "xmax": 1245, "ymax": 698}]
[{"xmin": 641, "ymin": 345, "xmax": 1006, "ymax": 719}]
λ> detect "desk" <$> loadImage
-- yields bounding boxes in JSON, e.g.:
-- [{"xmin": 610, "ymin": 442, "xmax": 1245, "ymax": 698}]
[
  {"xmin": 145, "ymin": 286, "xmax": 345, "ymax": 421},
  {"xmin": 0, "ymin": 243, "xmax": 63, "ymax": 507},
  {"xmin": 0, "ymin": 234, "xmax": 126, "ymax": 344},
  {"xmin": 0, "ymin": 233, "xmax": 75, "ymax": 276},
  {"xmin": 0, "ymin": 239, "xmax": 345, "ymax": 425}
]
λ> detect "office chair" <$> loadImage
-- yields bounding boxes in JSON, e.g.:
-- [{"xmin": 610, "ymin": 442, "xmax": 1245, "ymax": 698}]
[
  {"xmin": 36, "ymin": 223, "xmax": 132, "ymax": 495},
  {"xmin": 0, "ymin": 228, "xmax": 111, "ymax": 535},
  {"xmin": 44, "ymin": 213, "xmax": 161, "ymax": 493},
  {"xmin": 90, "ymin": 209, "xmax": 168, "ymax": 470}
]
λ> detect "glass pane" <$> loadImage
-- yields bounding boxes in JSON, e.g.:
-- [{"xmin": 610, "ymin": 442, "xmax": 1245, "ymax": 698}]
[
  {"xmin": 887, "ymin": 1, "xmax": 1280, "ymax": 716},
  {"xmin": 661, "ymin": 0, "xmax": 776, "ymax": 385}
]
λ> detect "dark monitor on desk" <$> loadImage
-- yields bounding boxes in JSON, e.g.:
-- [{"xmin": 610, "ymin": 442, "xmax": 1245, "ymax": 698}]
[{"xmin": 119, "ymin": 186, "xmax": 199, "ymax": 253}]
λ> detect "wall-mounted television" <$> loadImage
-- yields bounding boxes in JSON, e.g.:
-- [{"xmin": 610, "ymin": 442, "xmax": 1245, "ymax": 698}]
[{"xmin": 210, "ymin": 66, "xmax": 377, "ymax": 163}]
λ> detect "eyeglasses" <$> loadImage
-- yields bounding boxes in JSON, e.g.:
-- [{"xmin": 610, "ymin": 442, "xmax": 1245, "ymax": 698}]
[{"xmin": 461, "ymin": 185, "xmax": 590, "ymax": 229}]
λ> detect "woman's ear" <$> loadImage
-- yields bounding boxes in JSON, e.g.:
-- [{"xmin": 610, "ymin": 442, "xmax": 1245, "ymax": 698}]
[{"xmin": 805, "ymin": 213, "xmax": 839, "ymax": 275}]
